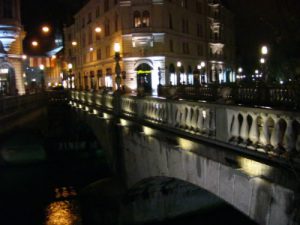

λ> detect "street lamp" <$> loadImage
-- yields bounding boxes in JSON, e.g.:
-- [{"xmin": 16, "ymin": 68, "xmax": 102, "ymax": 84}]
[
  {"xmin": 114, "ymin": 42, "xmax": 121, "ymax": 91},
  {"xmin": 200, "ymin": 61, "xmax": 206, "ymax": 84},
  {"xmin": 32, "ymin": 41, "xmax": 38, "ymax": 47},
  {"xmin": 42, "ymin": 26, "xmax": 50, "ymax": 34},
  {"xmin": 260, "ymin": 45, "xmax": 269, "ymax": 82},
  {"xmin": 177, "ymin": 61, "xmax": 182, "ymax": 85},
  {"xmin": 68, "ymin": 63, "xmax": 73, "ymax": 89}
]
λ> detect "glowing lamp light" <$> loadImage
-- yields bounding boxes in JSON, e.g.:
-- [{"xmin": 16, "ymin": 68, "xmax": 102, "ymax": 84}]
[
  {"xmin": 95, "ymin": 27, "xmax": 102, "ymax": 33},
  {"xmin": 238, "ymin": 67, "xmax": 243, "ymax": 73},
  {"xmin": 89, "ymin": 47, "xmax": 94, "ymax": 51},
  {"xmin": 197, "ymin": 65, "xmax": 202, "ymax": 70},
  {"xmin": 71, "ymin": 41, "xmax": 77, "ymax": 46},
  {"xmin": 261, "ymin": 46, "xmax": 268, "ymax": 55},
  {"xmin": 42, "ymin": 26, "xmax": 50, "ymax": 33},
  {"xmin": 177, "ymin": 61, "xmax": 182, "ymax": 68},
  {"xmin": 39, "ymin": 64, "xmax": 45, "ymax": 70},
  {"xmin": 22, "ymin": 55, "xmax": 27, "ymax": 60},
  {"xmin": 68, "ymin": 63, "xmax": 73, "ymax": 70},
  {"xmin": 114, "ymin": 43, "xmax": 121, "ymax": 52},
  {"xmin": 255, "ymin": 70, "xmax": 259, "ymax": 74},
  {"xmin": 260, "ymin": 58, "xmax": 265, "ymax": 64},
  {"xmin": 52, "ymin": 55, "xmax": 57, "ymax": 59},
  {"xmin": 200, "ymin": 61, "xmax": 206, "ymax": 67},
  {"xmin": 32, "ymin": 41, "xmax": 38, "ymax": 47}
]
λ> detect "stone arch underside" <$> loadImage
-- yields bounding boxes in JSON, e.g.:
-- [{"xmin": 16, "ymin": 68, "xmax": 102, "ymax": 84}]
[{"xmin": 121, "ymin": 130, "xmax": 296, "ymax": 225}]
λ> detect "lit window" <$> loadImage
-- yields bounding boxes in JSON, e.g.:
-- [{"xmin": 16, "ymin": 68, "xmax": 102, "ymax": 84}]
[
  {"xmin": 142, "ymin": 11, "xmax": 150, "ymax": 27},
  {"xmin": 133, "ymin": 11, "xmax": 141, "ymax": 28}
]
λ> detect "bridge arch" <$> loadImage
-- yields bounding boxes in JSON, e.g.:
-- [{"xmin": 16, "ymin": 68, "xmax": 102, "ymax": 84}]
[{"xmin": 122, "ymin": 130, "xmax": 296, "ymax": 225}]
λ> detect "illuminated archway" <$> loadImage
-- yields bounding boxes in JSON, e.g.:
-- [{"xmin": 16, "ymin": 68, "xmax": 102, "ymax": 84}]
[
  {"xmin": 0, "ymin": 62, "xmax": 15, "ymax": 95},
  {"xmin": 135, "ymin": 63, "xmax": 153, "ymax": 93}
]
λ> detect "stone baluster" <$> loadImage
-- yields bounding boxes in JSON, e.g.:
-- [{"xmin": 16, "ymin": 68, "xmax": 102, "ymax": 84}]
[
  {"xmin": 203, "ymin": 109, "xmax": 210, "ymax": 134},
  {"xmin": 175, "ymin": 105, "xmax": 181, "ymax": 127},
  {"xmin": 180, "ymin": 107, "xmax": 187, "ymax": 128},
  {"xmin": 191, "ymin": 107, "xmax": 198, "ymax": 131},
  {"xmin": 231, "ymin": 112, "xmax": 240, "ymax": 142},
  {"xmin": 248, "ymin": 113, "xmax": 259, "ymax": 146},
  {"xmin": 259, "ymin": 114, "xmax": 270, "ymax": 147},
  {"xmin": 209, "ymin": 110, "xmax": 216, "ymax": 135},
  {"xmin": 197, "ymin": 108, "xmax": 204, "ymax": 132},
  {"xmin": 186, "ymin": 106, "xmax": 192, "ymax": 129},
  {"xmin": 270, "ymin": 116, "xmax": 282, "ymax": 151},
  {"xmin": 240, "ymin": 112, "xmax": 249, "ymax": 144},
  {"xmin": 283, "ymin": 118, "xmax": 295, "ymax": 152}
]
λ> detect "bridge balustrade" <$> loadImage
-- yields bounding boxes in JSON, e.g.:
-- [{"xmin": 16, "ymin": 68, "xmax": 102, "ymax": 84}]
[{"xmin": 70, "ymin": 90, "xmax": 300, "ymax": 161}]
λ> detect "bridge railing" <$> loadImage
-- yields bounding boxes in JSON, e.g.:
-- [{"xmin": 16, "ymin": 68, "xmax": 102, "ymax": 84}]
[
  {"xmin": 0, "ymin": 93, "xmax": 45, "ymax": 115},
  {"xmin": 70, "ymin": 90, "xmax": 300, "ymax": 160},
  {"xmin": 158, "ymin": 83, "xmax": 300, "ymax": 110}
]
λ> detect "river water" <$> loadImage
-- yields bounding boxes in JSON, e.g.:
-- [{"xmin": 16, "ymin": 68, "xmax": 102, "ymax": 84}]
[{"xmin": 0, "ymin": 103, "xmax": 257, "ymax": 225}]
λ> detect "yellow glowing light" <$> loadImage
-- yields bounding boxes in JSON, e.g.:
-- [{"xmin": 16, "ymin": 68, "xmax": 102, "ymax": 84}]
[
  {"xmin": 42, "ymin": 26, "xmax": 50, "ymax": 33},
  {"xmin": 177, "ymin": 138, "xmax": 195, "ymax": 151},
  {"xmin": 120, "ymin": 119, "xmax": 129, "ymax": 126},
  {"xmin": 85, "ymin": 106, "xmax": 89, "ymax": 111},
  {"xmin": 93, "ymin": 109, "xmax": 98, "ymax": 115},
  {"xmin": 260, "ymin": 58, "xmax": 265, "ymax": 64},
  {"xmin": 22, "ymin": 55, "xmax": 27, "ymax": 60},
  {"xmin": 137, "ymin": 70, "xmax": 152, "ymax": 74},
  {"xmin": 261, "ymin": 46, "xmax": 268, "ymax": 55},
  {"xmin": 200, "ymin": 61, "xmax": 206, "ymax": 67},
  {"xmin": 114, "ymin": 42, "xmax": 121, "ymax": 52},
  {"xmin": 32, "ymin": 41, "xmax": 38, "ymax": 47},
  {"xmin": 143, "ymin": 126, "xmax": 156, "ymax": 136},
  {"xmin": 238, "ymin": 157, "xmax": 272, "ymax": 177},
  {"xmin": 45, "ymin": 200, "xmax": 81, "ymax": 225},
  {"xmin": 52, "ymin": 55, "xmax": 57, "ymax": 59},
  {"xmin": 95, "ymin": 27, "xmax": 102, "ymax": 33},
  {"xmin": 71, "ymin": 41, "xmax": 77, "ymax": 46},
  {"xmin": 39, "ymin": 64, "xmax": 45, "ymax": 70},
  {"xmin": 177, "ymin": 61, "xmax": 182, "ymax": 68},
  {"xmin": 68, "ymin": 63, "xmax": 73, "ymax": 70}
]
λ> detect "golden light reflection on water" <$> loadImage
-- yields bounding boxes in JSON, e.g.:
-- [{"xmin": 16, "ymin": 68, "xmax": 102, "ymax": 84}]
[{"xmin": 45, "ymin": 200, "xmax": 82, "ymax": 225}]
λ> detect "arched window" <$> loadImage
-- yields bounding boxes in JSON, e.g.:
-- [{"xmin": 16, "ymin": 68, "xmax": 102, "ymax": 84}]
[
  {"xmin": 133, "ymin": 11, "xmax": 141, "ymax": 28},
  {"xmin": 142, "ymin": 11, "xmax": 150, "ymax": 27}
]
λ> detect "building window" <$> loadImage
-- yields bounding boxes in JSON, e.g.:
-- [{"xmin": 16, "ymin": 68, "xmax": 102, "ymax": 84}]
[
  {"xmin": 169, "ymin": 40, "xmax": 174, "ymax": 52},
  {"xmin": 96, "ymin": 6, "xmax": 100, "ymax": 17},
  {"xmin": 142, "ymin": 11, "xmax": 150, "ymax": 27},
  {"xmin": 88, "ymin": 12, "xmax": 92, "ymax": 23},
  {"xmin": 104, "ymin": 20, "xmax": 110, "ymax": 36},
  {"xmin": 196, "ymin": 0, "xmax": 202, "ymax": 14},
  {"xmin": 133, "ymin": 11, "xmax": 141, "ymax": 28},
  {"xmin": 169, "ymin": 13, "xmax": 173, "ymax": 29},
  {"xmin": 97, "ymin": 48, "xmax": 102, "ymax": 60},
  {"xmin": 104, "ymin": 0, "xmax": 109, "ymax": 12},
  {"xmin": 82, "ymin": 34, "xmax": 86, "ymax": 47},
  {"xmin": 197, "ymin": 44, "xmax": 204, "ymax": 56},
  {"xmin": 88, "ymin": 28, "xmax": 93, "ymax": 44},
  {"xmin": 82, "ymin": 17, "xmax": 85, "ymax": 28},
  {"xmin": 115, "ymin": 13, "xmax": 119, "ymax": 32},
  {"xmin": 182, "ymin": 42, "xmax": 189, "ymax": 54},
  {"xmin": 106, "ymin": 46, "xmax": 110, "ymax": 58},
  {"xmin": 3, "ymin": 0, "xmax": 13, "ymax": 18},
  {"xmin": 197, "ymin": 23, "xmax": 203, "ymax": 37}
]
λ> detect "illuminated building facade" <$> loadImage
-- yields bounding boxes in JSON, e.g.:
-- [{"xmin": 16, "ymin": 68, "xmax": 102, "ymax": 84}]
[
  {"xmin": 64, "ymin": 0, "xmax": 235, "ymax": 93},
  {"xmin": 0, "ymin": 0, "xmax": 25, "ymax": 95}
]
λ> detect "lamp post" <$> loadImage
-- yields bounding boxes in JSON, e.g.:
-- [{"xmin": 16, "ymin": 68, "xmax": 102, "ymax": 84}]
[
  {"xmin": 68, "ymin": 63, "xmax": 73, "ymax": 89},
  {"xmin": 177, "ymin": 61, "xmax": 182, "ymax": 85},
  {"xmin": 39, "ymin": 64, "xmax": 45, "ymax": 91},
  {"xmin": 260, "ymin": 45, "xmax": 268, "ymax": 82},
  {"xmin": 114, "ymin": 43, "xmax": 121, "ymax": 91},
  {"xmin": 200, "ymin": 61, "xmax": 206, "ymax": 84}
]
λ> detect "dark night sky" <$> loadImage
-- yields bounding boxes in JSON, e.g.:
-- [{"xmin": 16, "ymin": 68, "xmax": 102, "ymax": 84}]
[{"xmin": 21, "ymin": 0, "xmax": 300, "ymax": 75}]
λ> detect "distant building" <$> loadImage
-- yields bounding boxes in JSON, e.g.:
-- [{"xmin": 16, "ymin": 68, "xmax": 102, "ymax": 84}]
[
  {"xmin": 64, "ymin": 0, "xmax": 235, "ymax": 93},
  {"xmin": 0, "ymin": 0, "xmax": 25, "ymax": 95}
]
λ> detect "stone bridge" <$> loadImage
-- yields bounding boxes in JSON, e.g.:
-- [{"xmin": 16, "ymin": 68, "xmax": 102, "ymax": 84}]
[{"xmin": 69, "ymin": 90, "xmax": 300, "ymax": 225}]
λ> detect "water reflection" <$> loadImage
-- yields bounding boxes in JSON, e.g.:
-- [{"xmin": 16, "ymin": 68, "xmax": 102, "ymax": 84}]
[{"xmin": 45, "ymin": 200, "xmax": 82, "ymax": 225}]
